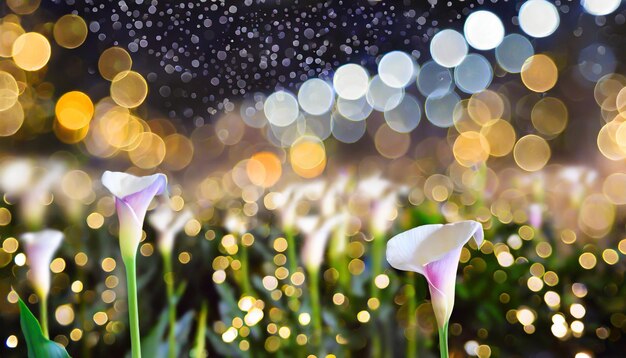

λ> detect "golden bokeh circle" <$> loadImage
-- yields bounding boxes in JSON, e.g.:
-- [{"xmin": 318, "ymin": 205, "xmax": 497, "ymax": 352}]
[
  {"xmin": 0, "ymin": 101, "xmax": 24, "ymax": 136},
  {"xmin": 513, "ymin": 135, "xmax": 551, "ymax": 172},
  {"xmin": 597, "ymin": 120, "xmax": 625, "ymax": 160},
  {"xmin": 162, "ymin": 133, "xmax": 194, "ymax": 171},
  {"xmin": 0, "ymin": 71, "xmax": 19, "ymax": 111},
  {"xmin": 468, "ymin": 90, "xmax": 504, "ymax": 126},
  {"xmin": 12, "ymin": 32, "xmax": 51, "ymax": 71},
  {"xmin": 98, "ymin": 47, "xmax": 132, "ymax": 81},
  {"xmin": 480, "ymin": 119, "xmax": 516, "ymax": 157},
  {"xmin": 55, "ymin": 91, "xmax": 94, "ymax": 130},
  {"xmin": 603, "ymin": 173, "xmax": 626, "ymax": 205},
  {"xmin": 128, "ymin": 132, "xmax": 166, "ymax": 169},
  {"xmin": 0, "ymin": 22, "xmax": 25, "ymax": 57},
  {"xmin": 7, "ymin": 0, "xmax": 41, "ymax": 15},
  {"xmin": 53, "ymin": 15, "xmax": 88, "ymax": 49},
  {"xmin": 247, "ymin": 151, "xmax": 282, "ymax": 188},
  {"xmin": 531, "ymin": 97, "xmax": 568, "ymax": 136},
  {"xmin": 453, "ymin": 131, "xmax": 490, "ymax": 167},
  {"xmin": 110, "ymin": 71, "xmax": 148, "ymax": 108},
  {"xmin": 290, "ymin": 136, "xmax": 326, "ymax": 178},
  {"xmin": 54, "ymin": 120, "xmax": 89, "ymax": 144},
  {"xmin": 521, "ymin": 54, "xmax": 558, "ymax": 93}
]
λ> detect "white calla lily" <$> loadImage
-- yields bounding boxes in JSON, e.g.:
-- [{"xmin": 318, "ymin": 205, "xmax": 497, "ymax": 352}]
[
  {"xmin": 20, "ymin": 229, "xmax": 64, "ymax": 338},
  {"xmin": 386, "ymin": 220, "xmax": 483, "ymax": 328},
  {"xmin": 149, "ymin": 204, "xmax": 193, "ymax": 254},
  {"xmin": 20, "ymin": 229, "xmax": 64, "ymax": 299},
  {"xmin": 101, "ymin": 171, "xmax": 168, "ymax": 260},
  {"xmin": 298, "ymin": 213, "xmax": 347, "ymax": 270},
  {"xmin": 101, "ymin": 170, "xmax": 167, "ymax": 358}
]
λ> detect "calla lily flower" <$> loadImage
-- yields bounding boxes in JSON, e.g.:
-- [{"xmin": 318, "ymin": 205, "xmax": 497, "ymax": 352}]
[
  {"xmin": 297, "ymin": 213, "xmax": 347, "ymax": 270},
  {"xmin": 21, "ymin": 161, "xmax": 65, "ymax": 230},
  {"xmin": 370, "ymin": 191, "xmax": 398, "ymax": 235},
  {"xmin": 277, "ymin": 180, "xmax": 326, "ymax": 230},
  {"xmin": 20, "ymin": 229, "xmax": 64, "ymax": 339},
  {"xmin": 102, "ymin": 171, "xmax": 168, "ymax": 358},
  {"xmin": 149, "ymin": 204, "xmax": 193, "ymax": 254},
  {"xmin": 20, "ymin": 229, "xmax": 64, "ymax": 299},
  {"xmin": 101, "ymin": 171, "xmax": 168, "ymax": 260},
  {"xmin": 528, "ymin": 203, "xmax": 543, "ymax": 229},
  {"xmin": 386, "ymin": 221, "xmax": 484, "ymax": 329}
]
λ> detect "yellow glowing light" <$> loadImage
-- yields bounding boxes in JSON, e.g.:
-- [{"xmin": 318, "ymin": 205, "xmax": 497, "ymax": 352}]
[
  {"xmin": 56, "ymin": 91, "xmax": 94, "ymax": 130},
  {"xmin": 7, "ymin": 0, "xmax": 41, "ymax": 15},
  {"xmin": 247, "ymin": 151, "xmax": 282, "ymax": 188},
  {"xmin": 0, "ymin": 101, "xmax": 24, "ymax": 137},
  {"xmin": 603, "ymin": 173, "xmax": 626, "ymax": 205},
  {"xmin": 110, "ymin": 70, "xmax": 148, "ymax": 108},
  {"xmin": 128, "ymin": 132, "xmax": 166, "ymax": 169},
  {"xmin": 98, "ymin": 46, "xmax": 133, "ymax": 80},
  {"xmin": 531, "ymin": 97, "xmax": 568, "ymax": 136},
  {"xmin": 0, "ymin": 71, "xmax": 19, "ymax": 111},
  {"xmin": 597, "ymin": 120, "xmax": 626, "ymax": 160},
  {"xmin": 0, "ymin": 22, "xmax": 25, "ymax": 58},
  {"xmin": 12, "ymin": 32, "xmax": 51, "ymax": 71},
  {"xmin": 357, "ymin": 310, "xmax": 371, "ymax": 323},
  {"xmin": 289, "ymin": 136, "xmax": 326, "ymax": 178},
  {"xmin": 468, "ymin": 90, "xmax": 504, "ymax": 126},
  {"xmin": 53, "ymin": 14, "xmax": 88, "ymax": 49},
  {"xmin": 579, "ymin": 252, "xmax": 597, "ymax": 270},
  {"xmin": 480, "ymin": 119, "xmax": 516, "ymax": 157},
  {"xmin": 453, "ymin": 131, "xmax": 490, "ymax": 167},
  {"xmin": 55, "ymin": 304, "xmax": 75, "ymax": 326},
  {"xmin": 162, "ymin": 134, "xmax": 194, "ymax": 171},
  {"xmin": 521, "ymin": 54, "xmax": 558, "ymax": 93},
  {"xmin": 513, "ymin": 135, "xmax": 550, "ymax": 172}
]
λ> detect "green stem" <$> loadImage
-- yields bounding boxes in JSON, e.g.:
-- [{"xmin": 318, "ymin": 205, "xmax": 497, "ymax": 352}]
[
  {"xmin": 163, "ymin": 253, "xmax": 176, "ymax": 358},
  {"xmin": 284, "ymin": 228, "xmax": 299, "ymax": 310},
  {"xmin": 406, "ymin": 273, "xmax": 417, "ymax": 357},
  {"xmin": 370, "ymin": 232, "xmax": 385, "ymax": 358},
  {"xmin": 194, "ymin": 302, "xmax": 208, "ymax": 358},
  {"xmin": 370, "ymin": 233, "xmax": 384, "ymax": 299},
  {"xmin": 438, "ymin": 322, "xmax": 449, "ymax": 358},
  {"xmin": 39, "ymin": 296, "xmax": 48, "ymax": 339},
  {"xmin": 307, "ymin": 267, "xmax": 322, "ymax": 347},
  {"xmin": 124, "ymin": 257, "xmax": 142, "ymax": 358},
  {"xmin": 240, "ymin": 243, "xmax": 252, "ymax": 295}
]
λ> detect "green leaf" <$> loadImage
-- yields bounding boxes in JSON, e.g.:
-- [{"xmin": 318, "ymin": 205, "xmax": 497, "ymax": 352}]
[{"xmin": 18, "ymin": 297, "xmax": 71, "ymax": 358}]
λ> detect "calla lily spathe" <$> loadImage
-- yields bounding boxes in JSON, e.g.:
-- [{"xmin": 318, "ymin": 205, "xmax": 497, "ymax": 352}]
[
  {"xmin": 101, "ymin": 171, "xmax": 168, "ymax": 260},
  {"xmin": 20, "ymin": 229, "xmax": 64, "ymax": 299},
  {"xmin": 386, "ymin": 220, "xmax": 484, "ymax": 328},
  {"xmin": 149, "ymin": 204, "xmax": 193, "ymax": 254},
  {"xmin": 298, "ymin": 213, "xmax": 347, "ymax": 270}
]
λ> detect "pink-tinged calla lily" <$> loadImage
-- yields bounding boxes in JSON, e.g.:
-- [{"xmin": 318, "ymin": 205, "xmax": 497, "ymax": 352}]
[
  {"xmin": 101, "ymin": 171, "xmax": 168, "ymax": 260},
  {"xmin": 386, "ymin": 220, "xmax": 484, "ymax": 329},
  {"xmin": 148, "ymin": 204, "xmax": 193, "ymax": 254},
  {"xmin": 20, "ymin": 229, "xmax": 64, "ymax": 299},
  {"xmin": 370, "ymin": 191, "xmax": 398, "ymax": 235},
  {"xmin": 528, "ymin": 203, "xmax": 543, "ymax": 229}
]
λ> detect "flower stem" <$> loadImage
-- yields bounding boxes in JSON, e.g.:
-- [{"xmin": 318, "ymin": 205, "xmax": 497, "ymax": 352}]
[
  {"xmin": 406, "ymin": 273, "xmax": 417, "ymax": 357},
  {"xmin": 438, "ymin": 322, "xmax": 449, "ymax": 358},
  {"xmin": 162, "ymin": 253, "xmax": 176, "ymax": 358},
  {"xmin": 240, "ymin": 242, "xmax": 252, "ymax": 295},
  {"xmin": 307, "ymin": 267, "xmax": 322, "ymax": 347},
  {"xmin": 370, "ymin": 232, "xmax": 384, "ymax": 299},
  {"xmin": 124, "ymin": 257, "xmax": 142, "ymax": 358},
  {"xmin": 39, "ymin": 296, "xmax": 48, "ymax": 339},
  {"xmin": 370, "ymin": 232, "xmax": 384, "ymax": 358},
  {"xmin": 194, "ymin": 301, "xmax": 208, "ymax": 358},
  {"xmin": 284, "ymin": 228, "xmax": 299, "ymax": 310}
]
